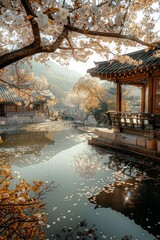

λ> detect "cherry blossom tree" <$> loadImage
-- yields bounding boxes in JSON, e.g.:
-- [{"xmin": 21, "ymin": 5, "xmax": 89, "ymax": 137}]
[
  {"xmin": 73, "ymin": 74, "xmax": 116, "ymax": 124},
  {"xmin": 65, "ymin": 92, "xmax": 83, "ymax": 110},
  {"xmin": 0, "ymin": 63, "xmax": 57, "ymax": 116},
  {"xmin": 74, "ymin": 74, "xmax": 115, "ymax": 111},
  {"xmin": 0, "ymin": 0, "xmax": 160, "ymax": 69}
]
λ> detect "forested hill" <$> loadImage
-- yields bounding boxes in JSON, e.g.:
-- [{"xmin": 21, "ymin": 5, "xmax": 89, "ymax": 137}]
[
  {"xmin": 31, "ymin": 60, "xmax": 83, "ymax": 91},
  {"xmin": 31, "ymin": 60, "xmax": 83, "ymax": 107}
]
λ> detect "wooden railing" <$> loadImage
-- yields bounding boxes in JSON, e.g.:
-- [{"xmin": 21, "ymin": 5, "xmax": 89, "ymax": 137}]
[{"xmin": 108, "ymin": 112, "xmax": 160, "ymax": 130}]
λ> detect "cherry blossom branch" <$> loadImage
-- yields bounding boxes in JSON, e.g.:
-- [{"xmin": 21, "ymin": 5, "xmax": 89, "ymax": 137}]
[
  {"xmin": 65, "ymin": 24, "xmax": 156, "ymax": 49},
  {"xmin": 0, "ymin": 219, "xmax": 40, "ymax": 235},
  {"xmin": 66, "ymin": 36, "xmax": 75, "ymax": 57},
  {"xmin": 0, "ymin": 0, "xmax": 41, "ymax": 68},
  {"xmin": 41, "ymin": 28, "xmax": 69, "ymax": 52},
  {"xmin": 20, "ymin": 0, "xmax": 40, "ymax": 45},
  {"xmin": 97, "ymin": 0, "xmax": 112, "ymax": 8},
  {"xmin": 119, "ymin": 0, "xmax": 132, "ymax": 34},
  {"xmin": 0, "ymin": 78, "xmax": 46, "ymax": 103},
  {"xmin": 0, "ymin": 27, "xmax": 69, "ymax": 68}
]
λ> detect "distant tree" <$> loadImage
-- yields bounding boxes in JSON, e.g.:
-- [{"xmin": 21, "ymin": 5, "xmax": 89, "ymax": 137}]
[
  {"xmin": 0, "ymin": 0, "xmax": 159, "ymax": 69},
  {"xmin": 121, "ymin": 85, "xmax": 140, "ymax": 111},
  {"xmin": 74, "ymin": 74, "xmax": 115, "ymax": 124},
  {"xmin": 0, "ymin": 164, "xmax": 54, "ymax": 240},
  {"xmin": 65, "ymin": 92, "xmax": 82, "ymax": 110},
  {"xmin": 108, "ymin": 86, "xmax": 116, "ymax": 96},
  {"xmin": 104, "ymin": 84, "xmax": 140, "ymax": 112},
  {"xmin": 92, "ymin": 102, "xmax": 109, "ymax": 125},
  {"xmin": 74, "ymin": 75, "xmax": 107, "ymax": 110}
]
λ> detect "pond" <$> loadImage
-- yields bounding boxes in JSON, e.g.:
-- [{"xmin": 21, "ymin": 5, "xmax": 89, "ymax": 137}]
[{"xmin": 0, "ymin": 121, "xmax": 160, "ymax": 240}]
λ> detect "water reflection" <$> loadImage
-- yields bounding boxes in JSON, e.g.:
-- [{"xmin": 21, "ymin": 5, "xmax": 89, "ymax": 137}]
[
  {"xmin": 0, "ymin": 131, "xmax": 54, "ymax": 167},
  {"xmin": 0, "ymin": 128, "xmax": 88, "ymax": 167},
  {"xmin": 1, "ymin": 127, "xmax": 160, "ymax": 239},
  {"xmin": 74, "ymin": 151, "xmax": 102, "ymax": 179},
  {"xmin": 108, "ymin": 153, "xmax": 160, "ymax": 178},
  {"xmin": 1, "ymin": 131, "xmax": 54, "ymax": 146},
  {"xmin": 87, "ymin": 154, "xmax": 160, "ymax": 239}
]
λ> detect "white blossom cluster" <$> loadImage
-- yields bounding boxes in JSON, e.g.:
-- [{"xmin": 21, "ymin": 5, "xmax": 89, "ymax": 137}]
[
  {"xmin": 115, "ymin": 55, "xmax": 143, "ymax": 65},
  {"xmin": 1, "ymin": 65, "xmax": 57, "ymax": 109},
  {"xmin": 1, "ymin": 0, "xmax": 160, "ymax": 64}
]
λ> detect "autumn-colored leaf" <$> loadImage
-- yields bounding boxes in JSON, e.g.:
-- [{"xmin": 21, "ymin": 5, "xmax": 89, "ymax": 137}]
[
  {"xmin": 44, "ymin": 6, "xmax": 59, "ymax": 15},
  {"xmin": 26, "ymin": 15, "xmax": 34, "ymax": 20},
  {"xmin": 0, "ymin": 163, "xmax": 54, "ymax": 239}
]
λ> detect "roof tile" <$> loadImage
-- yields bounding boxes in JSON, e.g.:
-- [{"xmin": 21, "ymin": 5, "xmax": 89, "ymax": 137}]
[{"xmin": 88, "ymin": 49, "xmax": 160, "ymax": 78}]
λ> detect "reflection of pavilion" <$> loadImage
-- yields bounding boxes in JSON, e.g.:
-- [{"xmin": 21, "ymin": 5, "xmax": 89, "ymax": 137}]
[{"xmin": 88, "ymin": 177, "xmax": 160, "ymax": 239}]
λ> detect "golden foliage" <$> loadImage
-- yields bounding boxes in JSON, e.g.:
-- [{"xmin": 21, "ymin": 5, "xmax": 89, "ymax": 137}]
[
  {"xmin": 0, "ymin": 164, "xmax": 53, "ymax": 239},
  {"xmin": 74, "ymin": 75, "xmax": 108, "ymax": 111}
]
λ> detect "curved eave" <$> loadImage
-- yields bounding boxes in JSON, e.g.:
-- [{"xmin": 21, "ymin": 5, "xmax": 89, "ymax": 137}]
[
  {"xmin": 87, "ymin": 48, "xmax": 160, "ymax": 83},
  {"xmin": 89, "ymin": 65, "xmax": 160, "ymax": 86}
]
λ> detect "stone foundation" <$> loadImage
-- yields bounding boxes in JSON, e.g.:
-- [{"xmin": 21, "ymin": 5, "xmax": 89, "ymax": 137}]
[{"xmin": 94, "ymin": 128, "xmax": 158, "ymax": 151}]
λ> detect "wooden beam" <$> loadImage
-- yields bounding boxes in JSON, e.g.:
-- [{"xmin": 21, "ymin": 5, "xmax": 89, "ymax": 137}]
[
  {"xmin": 98, "ymin": 72, "xmax": 147, "ymax": 82},
  {"xmin": 141, "ymin": 85, "xmax": 146, "ymax": 113},
  {"xmin": 119, "ymin": 73, "xmax": 146, "ymax": 83},
  {"xmin": 116, "ymin": 82, "xmax": 122, "ymax": 112},
  {"xmin": 148, "ymin": 76, "xmax": 153, "ymax": 113}
]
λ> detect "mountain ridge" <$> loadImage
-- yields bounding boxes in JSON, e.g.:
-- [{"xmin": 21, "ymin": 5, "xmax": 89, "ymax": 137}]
[{"xmin": 31, "ymin": 60, "xmax": 83, "ymax": 107}]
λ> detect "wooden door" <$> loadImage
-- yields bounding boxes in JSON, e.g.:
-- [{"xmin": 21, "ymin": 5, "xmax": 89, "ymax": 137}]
[{"xmin": 0, "ymin": 104, "xmax": 4, "ymax": 116}]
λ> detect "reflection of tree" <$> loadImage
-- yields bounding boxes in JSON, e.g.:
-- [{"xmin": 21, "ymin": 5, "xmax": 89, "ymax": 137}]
[
  {"xmin": 88, "ymin": 177, "xmax": 160, "ymax": 239},
  {"xmin": 0, "ymin": 164, "xmax": 54, "ymax": 239},
  {"xmin": 53, "ymin": 219, "xmax": 133, "ymax": 240},
  {"xmin": 54, "ymin": 219, "xmax": 99, "ymax": 239},
  {"xmin": 80, "ymin": 148, "xmax": 160, "ymax": 238},
  {"xmin": 74, "ymin": 151, "xmax": 102, "ymax": 179},
  {"xmin": 108, "ymin": 155, "xmax": 138, "ymax": 179},
  {"xmin": 107, "ymin": 154, "xmax": 160, "ymax": 180},
  {"xmin": 94, "ymin": 145, "xmax": 160, "ymax": 179}
]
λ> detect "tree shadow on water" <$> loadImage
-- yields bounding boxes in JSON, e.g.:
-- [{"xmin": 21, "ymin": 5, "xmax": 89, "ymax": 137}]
[{"xmin": 53, "ymin": 219, "xmax": 134, "ymax": 240}]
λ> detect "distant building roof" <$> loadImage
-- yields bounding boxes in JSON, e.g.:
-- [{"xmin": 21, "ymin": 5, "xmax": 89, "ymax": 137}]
[
  {"xmin": 0, "ymin": 85, "xmax": 25, "ymax": 103},
  {"xmin": 87, "ymin": 48, "xmax": 160, "ymax": 82},
  {"xmin": 0, "ymin": 85, "xmax": 53, "ymax": 103}
]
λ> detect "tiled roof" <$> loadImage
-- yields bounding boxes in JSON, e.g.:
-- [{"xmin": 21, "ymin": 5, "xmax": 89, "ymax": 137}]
[
  {"xmin": 0, "ymin": 85, "xmax": 52, "ymax": 103},
  {"xmin": 87, "ymin": 48, "xmax": 160, "ymax": 79},
  {"xmin": 0, "ymin": 85, "xmax": 25, "ymax": 102}
]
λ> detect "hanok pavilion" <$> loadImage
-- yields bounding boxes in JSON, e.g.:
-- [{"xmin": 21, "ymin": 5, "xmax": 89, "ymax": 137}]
[{"xmin": 88, "ymin": 48, "xmax": 160, "ymax": 159}]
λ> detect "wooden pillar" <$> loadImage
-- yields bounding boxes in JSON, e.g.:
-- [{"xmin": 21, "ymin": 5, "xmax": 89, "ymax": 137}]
[
  {"xmin": 141, "ymin": 85, "xmax": 146, "ymax": 113},
  {"xmin": 116, "ymin": 82, "xmax": 121, "ymax": 112},
  {"xmin": 4, "ymin": 104, "xmax": 7, "ymax": 116},
  {"xmin": 148, "ymin": 76, "xmax": 153, "ymax": 113}
]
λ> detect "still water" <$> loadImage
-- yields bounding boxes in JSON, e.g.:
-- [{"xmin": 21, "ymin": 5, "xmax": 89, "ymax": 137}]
[{"xmin": 0, "ymin": 122, "xmax": 160, "ymax": 240}]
